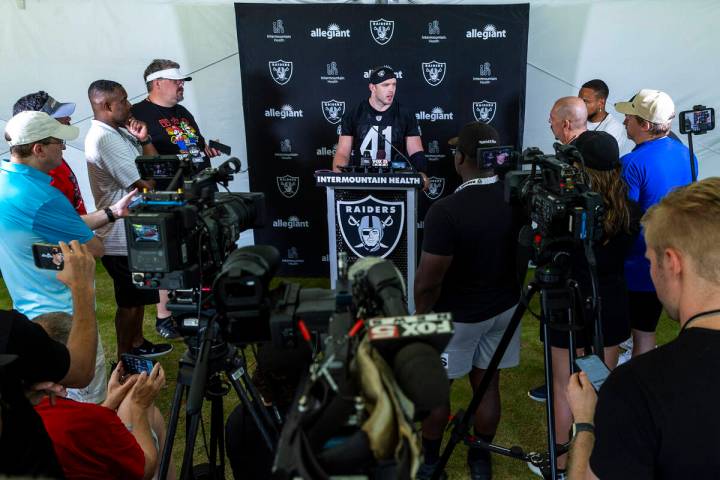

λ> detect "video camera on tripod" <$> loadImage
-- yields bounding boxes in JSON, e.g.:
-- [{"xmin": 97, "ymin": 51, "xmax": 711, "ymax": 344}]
[
  {"xmin": 505, "ymin": 143, "xmax": 605, "ymax": 264},
  {"xmin": 126, "ymin": 157, "xmax": 265, "ymax": 290}
]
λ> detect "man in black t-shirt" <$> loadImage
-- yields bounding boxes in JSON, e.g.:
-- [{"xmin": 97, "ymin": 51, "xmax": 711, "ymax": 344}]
[
  {"xmin": 332, "ymin": 66, "xmax": 427, "ymax": 177},
  {"xmin": 131, "ymin": 59, "xmax": 221, "ymax": 339},
  {"xmin": 0, "ymin": 240, "xmax": 99, "ymax": 478},
  {"xmin": 131, "ymin": 59, "xmax": 220, "ymax": 169},
  {"xmin": 414, "ymin": 122, "xmax": 525, "ymax": 480},
  {"xmin": 566, "ymin": 177, "xmax": 720, "ymax": 480}
]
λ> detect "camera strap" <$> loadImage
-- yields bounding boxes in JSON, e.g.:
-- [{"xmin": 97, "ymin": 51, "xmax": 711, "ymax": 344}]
[{"xmin": 454, "ymin": 175, "xmax": 499, "ymax": 193}]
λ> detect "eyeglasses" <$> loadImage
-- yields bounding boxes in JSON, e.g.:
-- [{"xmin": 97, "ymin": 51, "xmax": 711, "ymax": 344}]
[
  {"xmin": 161, "ymin": 79, "xmax": 185, "ymax": 85},
  {"xmin": 40, "ymin": 138, "xmax": 65, "ymax": 146}
]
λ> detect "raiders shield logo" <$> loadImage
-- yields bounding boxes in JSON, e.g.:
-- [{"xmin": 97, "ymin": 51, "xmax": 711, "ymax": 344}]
[
  {"xmin": 424, "ymin": 177, "xmax": 445, "ymax": 200},
  {"xmin": 337, "ymin": 195, "xmax": 404, "ymax": 258},
  {"xmin": 276, "ymin": 175, "xmax": 299, "ymax": 198},
  {"xmin": 422, "ymin": 61, "xmax": 446, "ymax": 86},
  {"xmin": 370, "ymin": 19, "xmax": 395, "ymax": 45},
  {"xmin": 269, "ymin": 60, "xmax": 293, "ymax": 85},
  {"xmin": 322, "ymin": 99, "xmax": 346, "ymax": 124},
  {"xmin": 473, "ymin": 100, "xmax": 497, "ymax": 123}
]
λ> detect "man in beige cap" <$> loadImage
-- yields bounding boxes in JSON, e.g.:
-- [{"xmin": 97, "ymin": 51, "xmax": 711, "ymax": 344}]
[
  {"xmin": 0, "ymin": 111, "xmax": 135, "ymax": 404},
  {"xmin": 615, "ymin": 89, "xmax": 697, "ymax": 358}
]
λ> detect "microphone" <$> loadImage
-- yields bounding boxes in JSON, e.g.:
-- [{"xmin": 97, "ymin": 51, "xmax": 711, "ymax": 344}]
[
  {"xmin": 348, "ymin": 257, "xmax": 407, "ymax": 318},
  {"xmin": 369, "ymin": 124, "xmax": 419, "ymax": 173},
  {"xmin": 392, "ymin": 342, "xmax": 450, "ymax": 419}
]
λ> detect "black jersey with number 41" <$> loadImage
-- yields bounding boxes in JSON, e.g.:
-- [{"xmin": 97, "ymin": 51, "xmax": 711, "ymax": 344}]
[{"xmin": 340, "ymin": 100, "xmax": 421, "ymax": 165}]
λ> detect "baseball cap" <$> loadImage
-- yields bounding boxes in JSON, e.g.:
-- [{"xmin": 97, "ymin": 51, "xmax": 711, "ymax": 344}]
[
  {"xmin": 5, "ymin": 111, "xmax": 79, "ymax": 147},
  {"xmin": 41, "ymin": 94, "xmax": 76, "ymax": 118},
  {"xmin": 448, "ymin": 122, "xmax": 500, "ymax": 158},
  {"xmin": 369, "ymin": 66, "xmax": 396, "ymax": 85},
  {"xmin": 574, "ymin": 130, "xmax": 620, "ymax": 171},
  {"xmin": 615, "ymin": 89, "xmax": 675, "ymax": 124},
  {"xmin": 145, "ymin": 68, "xmax": 192, "ymax": 82}
]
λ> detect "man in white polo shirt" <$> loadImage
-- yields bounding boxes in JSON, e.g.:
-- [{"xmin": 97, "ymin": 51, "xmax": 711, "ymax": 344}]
[{"xmin": 85, "ymin": 79, "xmax": 171, "ymax": 359}]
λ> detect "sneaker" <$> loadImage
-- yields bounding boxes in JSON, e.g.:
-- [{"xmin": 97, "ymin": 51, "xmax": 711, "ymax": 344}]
[
  {"xmin": 527, "ymin": 461, "xmax": 566, "ymax": 479},
  {"xmin": 416, "ymin": 461, "xmax": 447, "ymax": 480},
  {"xmin": 617, "ymin": 348, "xmax": 632, "ymax": 366},
  {"xmin": 155, "ymin": 316, "xmax": 182, "ymax": 340},
  {"xmin": 528, "ymin": 384, "xmax": 547, "ymax": 402},
  {"xmin": 130, "ymin": 339, "xmax": 172, "ymax": 358},
  {"xmin": 468, "ymin": 457, "xmax": 492, "ymax": 480},
  {"xmin": 619, "ymin": 337, "xmax": 633, "ymax": 352}
]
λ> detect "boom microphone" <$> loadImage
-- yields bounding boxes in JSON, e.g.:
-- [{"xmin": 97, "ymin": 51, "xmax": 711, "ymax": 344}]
[
  {"xmin": 348, "ymin": 257, "xmax": 407, "ymax": 317},
  {"xmin": 370, "ymin": 124, "xmax": 419, "ymax": 173},
  {"xmin": 393, "ymin": 342, "xmax": 450, "ymax": 419}
]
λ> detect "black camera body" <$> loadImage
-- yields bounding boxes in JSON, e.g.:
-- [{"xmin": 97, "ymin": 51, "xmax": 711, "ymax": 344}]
[
  {"xmin": 126, "ymin": 158, "xmax": 264, "ymax": 290},
  {"xmin": 505, "ymin": 144, "xmax": 604, "ymax": 263}
]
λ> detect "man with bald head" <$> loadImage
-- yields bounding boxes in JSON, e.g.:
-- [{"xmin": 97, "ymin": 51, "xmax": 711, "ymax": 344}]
[
  {"xmin": 85, "ymin": 79, "xmax": 172, "ymax": 360},
  {"xmin": 549, "ymin": 96, "xmax": 591, "ymax": 145}
]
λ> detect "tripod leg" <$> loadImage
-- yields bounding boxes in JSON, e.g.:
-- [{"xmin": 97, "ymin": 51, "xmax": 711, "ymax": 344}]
[
  {"xmin": 226, "ymin": 371, "xmax": 277, "ymax": 451},
  {"xmin": 541, "ymin": 321, "xmax": 558, "ymax": 480},
  {"xmin": 180, "ymin": 400, "xmax": 204, "ymax": 479},
  {"xmin": 159, "ymin": 381, "xmax": 187, "ymax": 480},
  {"xmin": 207, "ymin": 394, "xmax": 225, "ymax": 479},
  {"xmin": 432, "ymin": 283, "xmax": 537, "ymax": 480}
]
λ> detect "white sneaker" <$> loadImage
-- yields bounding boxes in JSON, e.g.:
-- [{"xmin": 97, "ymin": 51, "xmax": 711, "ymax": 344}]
[
  {"xmin": 617, "ymin": 348, "xmax": 632, "ymax": 366},
  {"xmin": 527, "ymin": 461, "xmax": 567, "ymax": 479},
  {"xmin": 619, "ymin": 337, "xmax": 633, "ymax": 352}
]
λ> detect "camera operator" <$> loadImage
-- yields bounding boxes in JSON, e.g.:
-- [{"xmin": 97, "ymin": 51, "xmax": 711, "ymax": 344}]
[
  {"xmin": 549, "ymin": 96, "xmax": 593, "ymax": 146},
  {"xmin": 529, "ymin": 131, "xmax": 640, "ymax": 479},
  {"xmin": 614, "ymin": 89, "xmax": 697, "ymax": 357},
  {"xmin": 566, "ymin": 177, "xmax": 720, "ymax": 479},
  {"xmin": 85, "ymin": 79, "xmax": 172, "ymax": 360},
  {"xmin": 414, "ymin": 122, "xmax": 526, "ymax": 480},
  {"xmin": 0, "ymin": 241, "xmax": 98, "ymax": 477}
]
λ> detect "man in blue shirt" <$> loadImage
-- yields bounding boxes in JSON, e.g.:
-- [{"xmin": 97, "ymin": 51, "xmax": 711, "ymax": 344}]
[
  {"xmin": 0, "ymin": 111, "xmax": 132, "ymax": 403},
  {"xmin": 615, "ymin": 89, "xmax": 697, "ymax": 357}
]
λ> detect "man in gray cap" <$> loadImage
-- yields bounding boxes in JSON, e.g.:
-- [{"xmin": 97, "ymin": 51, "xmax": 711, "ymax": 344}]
[{"xmin": 13, "ymin": 91, "xmax": 87, "ymax": 214}]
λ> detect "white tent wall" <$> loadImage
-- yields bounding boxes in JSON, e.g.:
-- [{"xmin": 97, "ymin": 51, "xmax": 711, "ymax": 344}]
[{"xmin": 2, "ymin": 0, "xmax": 719, "ymax": 247}]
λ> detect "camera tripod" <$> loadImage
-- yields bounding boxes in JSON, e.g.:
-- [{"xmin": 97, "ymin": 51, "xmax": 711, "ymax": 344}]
[
  {"xmin": 432, "ymin": 259, "xmax": 597, "ymax": 480},
  {"xmin": 158, "ymin": 314, "xmax": 281, "ymax": 480}
]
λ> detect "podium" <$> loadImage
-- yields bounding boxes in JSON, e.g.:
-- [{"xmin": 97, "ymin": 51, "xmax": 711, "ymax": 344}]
[{"xmin": 315, "ymin": 170, "xmax": 423, "ymax": 312}]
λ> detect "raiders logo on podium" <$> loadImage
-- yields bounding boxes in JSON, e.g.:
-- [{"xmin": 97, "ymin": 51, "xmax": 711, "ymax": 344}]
[{"xmin": 337, "ymin": 195, "xmax": 404, "ymax": 258}]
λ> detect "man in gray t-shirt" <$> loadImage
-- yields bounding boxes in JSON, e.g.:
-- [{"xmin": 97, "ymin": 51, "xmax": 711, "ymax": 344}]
[{"xmin": 85, "ymin": 79, "xmax": 171, "ymax": 359}]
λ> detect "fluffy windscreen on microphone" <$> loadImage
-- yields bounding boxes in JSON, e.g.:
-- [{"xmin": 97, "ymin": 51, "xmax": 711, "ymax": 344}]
[
  {"xmin": 392, "ymin": 342, "xmax": 449, "ymax": 419},
  {"xmin": 349, "ymin": 257, "xmax": 407, "ymax": 317}
]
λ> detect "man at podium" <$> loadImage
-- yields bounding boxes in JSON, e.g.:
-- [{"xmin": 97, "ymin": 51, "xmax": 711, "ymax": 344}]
[{"xmin": 332, "ymin": 66, "xmax": 427, "ymax": 175}]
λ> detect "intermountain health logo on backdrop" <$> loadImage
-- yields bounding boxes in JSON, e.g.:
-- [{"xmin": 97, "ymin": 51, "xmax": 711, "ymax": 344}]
[
  {"xmin": 416, "ymin": 107, "xmax": 454, "ymax": 122},
  {"xmin": 426, "ymin": 140, "xmax": 444, "ymax": 161},
  {"xmin": 322, "ymin": 100, "xmax": 346, "ymax": 124},
  {"xmin": 424, "ymin": 177, "xmax": 445, "ymax": 200},
  {"xmin": 422, "ymin": 19, "xmax": 447, "ymax": 43},
  {"xmin": 422, "ymin": 61, "xmax": 446, "ymax": 86},
  {"xmin": 274, "ymin": 139, "xmax": 299, "ymax": 159},
  {"xmin": 321, "ymin": 61, "xmax": 346, "ymax": 84},
  {"xmin": 276, "ymin": 175, "xmax": 299, "ymax": 198},
  {"xmin": 370, "ymin": 19, "xmax": 395, "ymax": 45},
  {"xmin": 269, "ymin": 60, "xmax": 293, "ymax": 85},
  {"xmin": 310, "ymin": 23, "xmax": 351, "ymax": 39},
  {"xmin": 283, "ymin": 247, "xmax": 304, "ymax": 267},
  {"xmin": 337, "ymin": 195, "xmax": 404, "ymax": 258},
  {"xmin": 466, "ymin": 24, "xmax": 507, "ymax": 40},
  {"xmin": 267, "ymin": 19, "xmax": 291, "ymax": 42},
  {"xmin": 473, "ymin": 101, "xmax": 497, "ymax": 123},
  {"xmin": 264, "ymin": 105, "xmax": 303, "ymax": 119},
  {"xmin": 473, "ymin": 62, "xmax": 498, "ymax": 84}
]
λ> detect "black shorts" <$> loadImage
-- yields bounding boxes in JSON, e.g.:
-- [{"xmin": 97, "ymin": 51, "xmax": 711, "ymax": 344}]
[
  {"xmin": 628, "ymin": 290, "xmax": 663, "ymax": 333},
  {"xmin": 101, "ymin": 255, "xmax": 159, "ymax": 308}
]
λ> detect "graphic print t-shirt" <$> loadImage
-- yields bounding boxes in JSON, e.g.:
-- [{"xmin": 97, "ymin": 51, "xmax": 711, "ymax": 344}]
[
  {"xmin": 340, "ymin": 100, "xmax": 420, "ymax": 165},
  {"xmin": 131, "ymin": 99, "xmax": 207, "ymax": 155}
]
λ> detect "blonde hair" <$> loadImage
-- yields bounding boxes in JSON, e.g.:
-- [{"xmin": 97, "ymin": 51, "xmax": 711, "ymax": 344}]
[{"xmin": 642, "ymin": 177, "xmax": 720, "ymax": 283}]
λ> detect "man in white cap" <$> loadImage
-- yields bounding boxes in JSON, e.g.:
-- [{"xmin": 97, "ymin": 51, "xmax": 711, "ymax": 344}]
[
  {"xmin": 0, "ymin": 111, "xmax": 135, "ymax": 403},
  {"xmin": 13, "ymin": 91, "xmax": 87, "ymax": 214},
  {"xmin": 131, "ymin": 58, "xmax": 221, "ymax": 339},
  {"xmin": 615, "ymin": 89, "xmax": 697, "ymax": 358}
]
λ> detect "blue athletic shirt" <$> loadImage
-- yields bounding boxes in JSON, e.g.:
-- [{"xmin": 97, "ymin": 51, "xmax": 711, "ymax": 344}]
[
  {"xmin": 0, "ymin": 161, "xmax": 93, "ymax": 318},
  {"xmin": 622, "ymin": 136, "xmax": 697, "ymax": 291}
]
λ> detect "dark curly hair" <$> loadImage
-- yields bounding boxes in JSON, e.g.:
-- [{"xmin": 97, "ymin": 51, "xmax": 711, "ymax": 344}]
[{"xmin": 13, "ymin": 91, "xmax": 50, "ymax": 115}]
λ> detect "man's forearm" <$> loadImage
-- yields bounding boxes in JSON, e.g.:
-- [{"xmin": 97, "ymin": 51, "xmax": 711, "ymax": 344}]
[
  {"xmin": 332, "ymin": 154, "xmax": 349, "ymax": 172},
  {"xmin": 568, "ymin": 431, "xmax": 595, "ymax": 480},
  {"xmin": 81, "ymin": 209, "xmax": 110, "ymax": 230},
  {"xmin": 119, "ymin": 406, "xmax": 157, "ymax": 480},
  {"xmin": 414, "ymin": 285, "xmax": 441, "ymax": 314},
  {"xmin": 62, "ymin": 282, "xmax": 98, "ymax": 387}
]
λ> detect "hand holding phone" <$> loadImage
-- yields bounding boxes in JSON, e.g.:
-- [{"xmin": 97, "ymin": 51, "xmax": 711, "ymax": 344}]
[
  {"xmin": 120, "ymin": 353, "xmax": 155, "ymax": 375},
  {"xmin": 208, "ymin": 139, "xmax": 231, "ymax": 155},
  {"xmin": 574, "ymin": 354, "xmax": 611, "ymax": 392},
  {"xmin": 32, "ymin": 243, "xmax": 64, "ymax": 270}
]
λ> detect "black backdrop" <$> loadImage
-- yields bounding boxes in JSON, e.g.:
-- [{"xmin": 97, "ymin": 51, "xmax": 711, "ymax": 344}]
[{"xmin": 235, "ymin": 3, "xmax": 529, "ymax": 276}]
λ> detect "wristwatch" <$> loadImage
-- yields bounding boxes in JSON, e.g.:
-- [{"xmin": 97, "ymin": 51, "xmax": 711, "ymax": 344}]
[
  {"xmin": 104, "ymin": 207, "xmax": 116, "ymax": 223},
  {"xmin": 139, "ymin": 135, "xmax": 152, "ymax": 146},
  {"xmin": 572, "ymin": 422, "xmax": 595, "ymax": 437}
]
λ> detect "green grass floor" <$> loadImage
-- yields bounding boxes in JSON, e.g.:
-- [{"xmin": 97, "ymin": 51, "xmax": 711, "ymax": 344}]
[{"xmin": 0, "ymin": 266, "xmax": 678, "ymax": 479}]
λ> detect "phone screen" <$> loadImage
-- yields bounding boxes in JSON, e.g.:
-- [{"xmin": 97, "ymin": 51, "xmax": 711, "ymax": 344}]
[
  {"xmin": 680, "ymin": 108, "xmax": 715, "ymax": 134},
  {"xmin": 120, "ymin": 353, "xmax": 155, "ymax": 375},
  {"xmin": 575, "ymin": 355, "xmax": 611, "ymax": 392},
  {"xmin": 32, "ymin": 243, "xmax": 64, "ymax": 270}
]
